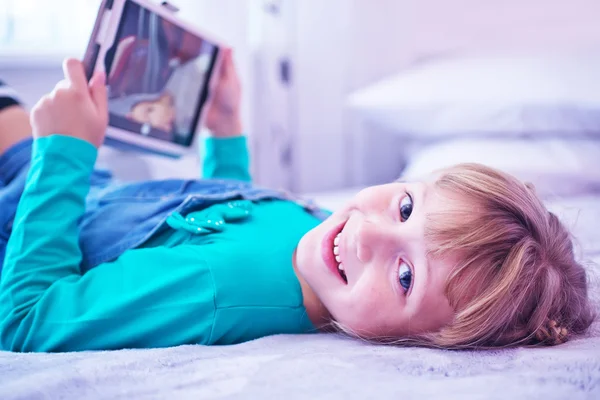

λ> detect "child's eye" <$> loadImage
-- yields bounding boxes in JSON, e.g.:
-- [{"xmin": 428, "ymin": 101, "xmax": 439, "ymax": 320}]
[
  {"xmin": 399, "ymin": 194, "xmax": 413, "ymax": 222},
  {"xmin": 398, "ymin": 262, "xmax": 413, "ymax": 293}
]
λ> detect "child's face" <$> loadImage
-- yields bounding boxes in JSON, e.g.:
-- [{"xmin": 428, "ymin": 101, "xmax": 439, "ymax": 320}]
[
  {"xmin": 129, "ymin": 94, "xmax": 176, "ymax": 132},
  {"xmin": 296, "ymin": 181, "xmax": 457, "ymax": 338}
]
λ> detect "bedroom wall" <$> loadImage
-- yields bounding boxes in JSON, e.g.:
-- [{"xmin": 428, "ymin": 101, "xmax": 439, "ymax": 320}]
[{"xmin": 345, "ymin": 0, "xmax": 600, "ymax": 91}]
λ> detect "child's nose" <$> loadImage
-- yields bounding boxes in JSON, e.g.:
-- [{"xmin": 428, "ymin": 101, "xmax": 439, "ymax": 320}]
[{"xmin": 355, "ymin": 218, "xmax": 397, "ymax": 264}]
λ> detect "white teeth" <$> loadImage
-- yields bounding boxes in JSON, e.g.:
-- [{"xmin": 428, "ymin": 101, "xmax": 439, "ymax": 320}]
[{"xmin": 332, "ymin": 233, "xmax": 343, "ymax": 273}]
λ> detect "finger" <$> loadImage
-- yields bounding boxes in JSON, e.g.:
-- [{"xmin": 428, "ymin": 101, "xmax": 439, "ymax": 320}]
[
  {"xmin": 226, "ymin": 50, "xmax": 241, "ymax": 86},
  {"xmin": 89, "ymin": 70, "xmax": 108, "ymax": 116},
  {"xmin": 62, "ymin": 58, "xmax": 88, "ymax": 91},
  {"xmin": 53, "ymin": 79, "xmax": 71, "ymax": 91},
  {"xmin": 88, "ymin": 69, "xmax": 105, "ymax": 88},
  {"xmin": 220, "ymin": 48, "xmax": 233, "ymax": 78}
]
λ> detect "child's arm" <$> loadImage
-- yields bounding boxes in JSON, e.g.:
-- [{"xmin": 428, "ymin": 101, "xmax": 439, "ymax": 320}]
[
  {"xmin": 200, "ymin": 49, "xmax": 251, "ymax": 182},
  {"xmin": 0, "ymin": 59, "xmax": 217, "ymax": 352},
  {"xmin": 201, "ymin": 136, "xmax": 251, "ymax": 182},
  {"xmin": 0, "ymin": 135, "xmax": 217, "ymax": 351}
]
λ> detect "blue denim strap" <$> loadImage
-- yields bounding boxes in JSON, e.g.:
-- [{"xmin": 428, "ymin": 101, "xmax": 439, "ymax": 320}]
[{"xmin": 0, "ymin": 138, "xmax": 32, "ymax": 187}]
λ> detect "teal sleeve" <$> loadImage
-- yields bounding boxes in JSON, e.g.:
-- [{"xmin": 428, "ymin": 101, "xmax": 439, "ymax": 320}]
[
  {"xmin": 0, "ymin": 135, "xmax": 215, "ymax": 352},
  {"xmin": 201, "ymin": 136, "xmax": 251, "ymax": 182}
]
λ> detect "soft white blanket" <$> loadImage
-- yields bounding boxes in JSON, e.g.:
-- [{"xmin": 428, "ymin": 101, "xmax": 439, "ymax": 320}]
[{"xmin": 1, "ymin": 330, "xmax": 599, "ymax": 399}]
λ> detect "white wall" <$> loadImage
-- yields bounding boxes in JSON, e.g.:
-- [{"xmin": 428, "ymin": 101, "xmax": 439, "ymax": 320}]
[
  {"xmin": 289, "ymin": 0, "xmax": 352, "ymax": 192},
  {"xmin": 344, "ymin": 0, "xmax": 600, "ymax": 90}
]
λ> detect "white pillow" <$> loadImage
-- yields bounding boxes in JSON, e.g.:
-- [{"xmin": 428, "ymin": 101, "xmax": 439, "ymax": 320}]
[
  {"xmin": 347, "ymin": 54, "xmax": 600, "ymax": 138},
  {"xmin": 400, "ymin": 138, "xmax": 600, "ymax": 198}
]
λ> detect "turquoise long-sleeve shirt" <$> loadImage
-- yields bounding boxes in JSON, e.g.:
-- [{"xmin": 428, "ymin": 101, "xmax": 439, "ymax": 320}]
[{"xmin": 0, "ymin": 135, "xmax": 318, "ymax": 352}]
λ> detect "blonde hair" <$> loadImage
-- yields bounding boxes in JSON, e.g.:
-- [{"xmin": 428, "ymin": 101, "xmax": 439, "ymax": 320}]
[
  {"xmin": 339, "ymin": 163, "xmax": 595, "ymax": 349},
  {"xmin": 422, "ymin": 163, "xmax": 595, "ymax": 348}
]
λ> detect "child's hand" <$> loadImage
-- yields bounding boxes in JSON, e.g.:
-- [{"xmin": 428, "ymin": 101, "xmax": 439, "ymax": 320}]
[
  {"xmin": 204, "ymin": 49, "xmax": 243, "ymax": 138},
  {"xmin": 31, "ymin": 58, "xmax": 108, "ymax": 148}
]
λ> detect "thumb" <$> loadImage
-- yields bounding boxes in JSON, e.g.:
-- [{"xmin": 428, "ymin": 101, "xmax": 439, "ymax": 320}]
[
  {"xmin": 89, "ymin": 70, "xmax": 108, "ymax": 116},
  {"xmin": 220, "ymin": 48, "xmax": 233, "ymax": 78}
]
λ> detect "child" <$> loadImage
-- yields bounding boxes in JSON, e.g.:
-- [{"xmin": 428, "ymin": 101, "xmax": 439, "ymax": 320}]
[{"xmin": 0, "ymin": 51, "xmax": 594, "ymax": 352}]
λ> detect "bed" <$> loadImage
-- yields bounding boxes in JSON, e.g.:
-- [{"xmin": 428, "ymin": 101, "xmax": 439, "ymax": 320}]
[{"xmin": 0, "ymin": 190, "xmax": 599, "ymax": 399}]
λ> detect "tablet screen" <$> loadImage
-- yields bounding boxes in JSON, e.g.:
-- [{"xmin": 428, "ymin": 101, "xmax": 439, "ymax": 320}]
[{"xmin": 104, "ymin": 0, "xmax": 218, "ymax": 146}]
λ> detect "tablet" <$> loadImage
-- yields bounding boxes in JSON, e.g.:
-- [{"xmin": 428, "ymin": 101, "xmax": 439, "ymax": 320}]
[{"xmin": 83, "ymin": 0, "xmax": 224, "ymax": 157}]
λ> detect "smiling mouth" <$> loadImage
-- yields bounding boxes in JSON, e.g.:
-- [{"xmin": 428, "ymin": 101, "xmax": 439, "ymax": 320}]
[{"xmin": 333, "ymin": 233, "xmax": 348, "ymax": 284}]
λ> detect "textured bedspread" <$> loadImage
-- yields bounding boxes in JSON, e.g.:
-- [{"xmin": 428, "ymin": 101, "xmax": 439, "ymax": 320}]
[
  {"xmin": 1, "ymin": 330, "xmax": 599, "ymax": 399},
  {"xmin": 1, "ymin": 197, "xmax": 599, "ymax": 400}
]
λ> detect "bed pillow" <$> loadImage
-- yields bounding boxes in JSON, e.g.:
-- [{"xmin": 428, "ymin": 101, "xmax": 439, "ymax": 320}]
[
  {"xmin": 347, "ymin": 54, "xmax": 600, "ymax": 138},
  {"xmin": 399, "ymin": 138, "xmax": 600, "ymax": 198}
]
